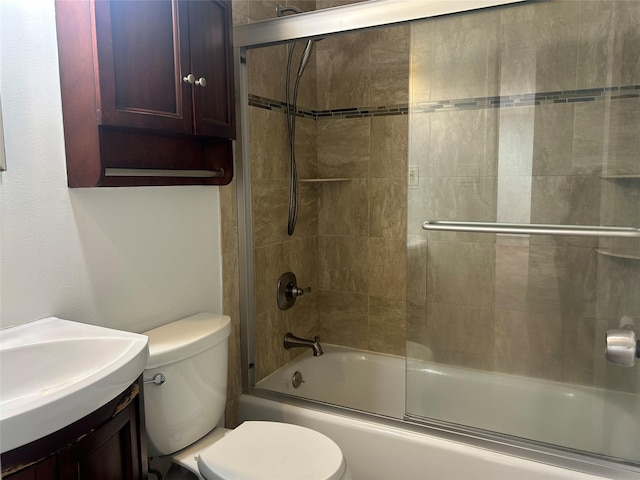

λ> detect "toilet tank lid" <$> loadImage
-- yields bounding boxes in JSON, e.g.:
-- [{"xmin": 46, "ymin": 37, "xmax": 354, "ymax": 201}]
[{"xmin": 144, "ymin": 313, "xmax": 231, "ymax": 369}]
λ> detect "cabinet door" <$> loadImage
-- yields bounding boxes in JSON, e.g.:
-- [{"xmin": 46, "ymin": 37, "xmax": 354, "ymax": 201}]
[
  {"xmin": 94, "ymin": 0, "xmax": 193, "ymax": 134},
  {"xmin": 58, "ymin": 402, "xmax": 143, "ymax": 480},
  {"xmin": 187, "ymin": 0, "xmax": 236, "ymax": 138},
  {"xmin": 4, "ymin": 456, "xmax": 57, "ymax": 480}
]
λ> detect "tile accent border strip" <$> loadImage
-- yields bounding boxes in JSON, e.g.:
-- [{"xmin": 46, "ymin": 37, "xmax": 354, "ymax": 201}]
[
  {"xmin": 248, "ymin": 85, "xmax": 640, "ymax": 119},
  {"xmin": 248, "ymin": 94, "xmax": 408, "ymax": 119}
]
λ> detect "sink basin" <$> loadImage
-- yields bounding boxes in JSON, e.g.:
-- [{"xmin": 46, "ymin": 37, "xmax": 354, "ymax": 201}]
[{"xmin": 0, "ymin": 317, "xmax": 148, "ymax": 453}]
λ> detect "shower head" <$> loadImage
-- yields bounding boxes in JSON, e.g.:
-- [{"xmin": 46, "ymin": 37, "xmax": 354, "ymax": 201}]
[
  {"xmin": 298, "ymin": 39, "xmax": 314, "ymax": 77},
  {"xmin": 276, "ymin": 4, "xmax": 305, "ymax": 17},
  {"xmin": 275, "ymin": 4, "xmax": 316, "ymax": 77}
]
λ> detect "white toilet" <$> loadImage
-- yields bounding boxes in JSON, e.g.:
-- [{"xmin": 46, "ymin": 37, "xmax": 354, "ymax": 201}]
[{"xmin": 143, "ymin": 312, "xmax": 351, "ymax": 480}]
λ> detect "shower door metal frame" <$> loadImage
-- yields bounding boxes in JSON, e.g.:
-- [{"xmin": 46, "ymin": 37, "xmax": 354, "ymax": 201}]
[
  {"xmin": 234, "ymin": 45, "xmax": 255, "ymax": 393},
  {"xmin": 232, "ymin": 1, "xmax": 640, "ymax": 478},
  {"xmin": 233, "ymin": 0, "xmax": 528, "ymax": 47}
]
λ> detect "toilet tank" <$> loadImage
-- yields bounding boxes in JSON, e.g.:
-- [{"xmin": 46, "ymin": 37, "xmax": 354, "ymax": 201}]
[{"xmin": 143, "ymin": 313, "xmax": 231, "ymax": 456}]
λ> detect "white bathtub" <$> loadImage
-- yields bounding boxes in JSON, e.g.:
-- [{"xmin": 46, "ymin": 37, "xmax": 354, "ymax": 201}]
[
  {"xmin": 258, "ymin": 344, "xmax": 405, "ymax": 418},
  {"xmin": 241, "ymin": 345, "xmax": 640, "ymax": 479}
]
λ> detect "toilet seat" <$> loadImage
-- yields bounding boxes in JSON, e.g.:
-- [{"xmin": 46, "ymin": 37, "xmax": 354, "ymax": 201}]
[{"xmin": 197, "ymin": 421, "xmax": 347, "ymax": 480}]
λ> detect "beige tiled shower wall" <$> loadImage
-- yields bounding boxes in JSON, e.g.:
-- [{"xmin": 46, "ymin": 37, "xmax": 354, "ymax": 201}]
[
  {"xmin": 314, "ymin": 24, "xmax": 411, "ymax": 358},
  {"xmin": 408, "ymin": 1, "xmax": 640, "ymax": 393}
]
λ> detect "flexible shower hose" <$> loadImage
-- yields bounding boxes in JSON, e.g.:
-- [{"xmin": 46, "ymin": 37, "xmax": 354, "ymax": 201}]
[{"xmin": 285, "ymin": 41, "xmax": 310, "ymax": 236}]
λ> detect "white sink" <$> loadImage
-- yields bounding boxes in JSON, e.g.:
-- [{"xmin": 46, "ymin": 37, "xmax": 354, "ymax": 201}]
[{"xmin": 0, "ymin": 317, "xmax": 148, "ymax": 453}]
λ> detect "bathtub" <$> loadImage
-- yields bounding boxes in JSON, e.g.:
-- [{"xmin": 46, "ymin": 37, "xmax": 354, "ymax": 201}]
[
  {"xmin": 258, "ymin": 344, "xmax": 405, "ymax": 418},
  {"xmin": 239, "ymin": 345, "xmax": 640, "ymax": 480}
]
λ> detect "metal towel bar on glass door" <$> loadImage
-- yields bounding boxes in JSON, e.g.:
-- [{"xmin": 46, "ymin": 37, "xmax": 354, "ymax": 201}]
[{"xmin": 422, "ymin": 221, "xmax": 640, "ymax": 238}]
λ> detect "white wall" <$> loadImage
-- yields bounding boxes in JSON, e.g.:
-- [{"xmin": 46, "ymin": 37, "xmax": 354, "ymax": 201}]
[{"xmin": 0, "ymin": 0, "xmax": 223, "ymax": 332}]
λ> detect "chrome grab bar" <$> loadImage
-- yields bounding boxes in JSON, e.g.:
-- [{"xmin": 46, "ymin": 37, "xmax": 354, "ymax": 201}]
[{"xmin": 422, "ymin": 221, "xmax": 640, "ymax": 238}]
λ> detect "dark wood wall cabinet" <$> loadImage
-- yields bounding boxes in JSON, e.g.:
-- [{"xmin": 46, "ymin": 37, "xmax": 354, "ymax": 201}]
[
  {"xmin": 1, "ymin": 378, "xmax": 147, "ymax": 480},
  {"xmin": 55, "ymin": 0, "xmax": 235, "ymax": 187}
]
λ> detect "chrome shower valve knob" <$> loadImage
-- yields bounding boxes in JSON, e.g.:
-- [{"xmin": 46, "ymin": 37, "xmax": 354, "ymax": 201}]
[
  {"xmin": 287, "ymin": 284, "xmax": 311, "ymax": 298},
  {"xmin": 277, "ymin": 271, "xmax": 311, "ymax": 310}
]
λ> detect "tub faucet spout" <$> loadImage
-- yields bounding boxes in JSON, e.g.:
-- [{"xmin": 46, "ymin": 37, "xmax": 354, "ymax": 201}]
[{"xmin": 284, "ymin": 332, "xmax": 324, "ymax": 356}]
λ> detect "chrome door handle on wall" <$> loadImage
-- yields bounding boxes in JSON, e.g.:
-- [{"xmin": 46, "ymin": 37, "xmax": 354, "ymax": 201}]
[
  {"xmin": 422, "ymin": 221, "xmax": 640, "ymax": 238},
  {"xmin": 277, "ymin": 272, "xmax": 311, "ymax": 310}
]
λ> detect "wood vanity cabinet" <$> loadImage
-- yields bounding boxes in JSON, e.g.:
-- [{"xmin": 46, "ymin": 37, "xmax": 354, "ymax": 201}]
[
  {"xmin": 55, "ymin": 0, "xmax": 235, "ymax": 187},
  {"xmin": 1, "ymin": 378, "xmax": 147, "ymax": 480}
]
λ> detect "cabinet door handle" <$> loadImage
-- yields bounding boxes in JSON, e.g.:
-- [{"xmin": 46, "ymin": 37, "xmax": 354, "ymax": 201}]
[
  {"xmin": 195, "ymin": 77, "xmax": 207, "ymax": 87},
  {"xmin": 183, "ymin": 73, "xmax": 195, "ymax": 84}
]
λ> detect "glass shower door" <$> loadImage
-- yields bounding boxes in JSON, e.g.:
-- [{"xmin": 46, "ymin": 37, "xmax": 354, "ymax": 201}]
[{"xmin": 405, "ymin": 0, "xmax": 640, "ymax": 463}]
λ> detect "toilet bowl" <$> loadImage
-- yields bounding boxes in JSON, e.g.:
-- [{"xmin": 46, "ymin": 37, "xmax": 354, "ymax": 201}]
[{"xmin": 143, "ymin": 313, "xmax": 351, "ymax": 480}]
